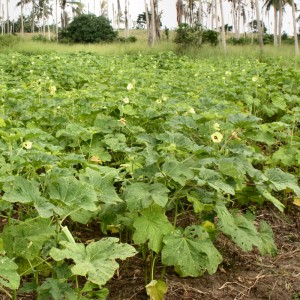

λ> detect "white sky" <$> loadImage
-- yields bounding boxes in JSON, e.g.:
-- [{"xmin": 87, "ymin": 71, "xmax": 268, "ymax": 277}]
[{"xmin": 3, "ymin": 0, "xmax": 300, "ymax": 34}]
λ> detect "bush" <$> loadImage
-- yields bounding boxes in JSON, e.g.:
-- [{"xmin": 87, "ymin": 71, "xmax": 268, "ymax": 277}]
[
  {"xmin": 0, "ymin": 34, "xmax": 21, "ymax": 49},
  {"xmin": 174, "ymin": 23, "xmax": 203, "ymax": 46},
  {"xmin": 227, "ymin": 37, "xmax": 252, "ymax": 45},
  {"xmin": 202, "ymin": 30, "xmax": 218, "ymax": 46},
  {"xmin": 59, "ymin": 14, "xmax": 118, "ymax": 43},
  {"xmin": 116, "ymin": 36, "xmax": 137, "ymax": 43},
  {"xmin": 174, "ymin": 23, "xmax": 218, "ymax": 46}
]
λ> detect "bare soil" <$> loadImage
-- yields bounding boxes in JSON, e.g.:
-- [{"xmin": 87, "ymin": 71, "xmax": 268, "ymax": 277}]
[
  {"xmin": 1, "ymin": 206, "xmax": 299, "ymax": 300},
  {"xmin": 107, "ymin": 206, "xmax": 300, "ymax": 300}
]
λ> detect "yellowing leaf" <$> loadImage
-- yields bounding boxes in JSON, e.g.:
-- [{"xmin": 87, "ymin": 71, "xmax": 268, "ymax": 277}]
[
  {"xmin": 293, "ymin": 198, "xmax": 300, "ymax": 207},
  {"xmin": 146, "ymin": 280, "xmax": 167, "ymax": 300}
]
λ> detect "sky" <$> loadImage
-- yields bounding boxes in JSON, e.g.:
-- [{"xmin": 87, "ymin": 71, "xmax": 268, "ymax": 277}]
[{"xmin": 3, "ymin": 0, "xmax": 300, "ymax": 35}]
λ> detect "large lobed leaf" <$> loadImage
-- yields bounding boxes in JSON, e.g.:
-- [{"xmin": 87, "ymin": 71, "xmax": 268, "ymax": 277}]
[
  {"xmin": 215, "ymin": 202, "xmax": 277, "ymax": 256},
  {"xmin": 50, "ymin": 238, "xmax": 137, "ymax": 287},
  {"xmin": 161, "ymin": 225, "xmax": 222, "ymax": 277}
]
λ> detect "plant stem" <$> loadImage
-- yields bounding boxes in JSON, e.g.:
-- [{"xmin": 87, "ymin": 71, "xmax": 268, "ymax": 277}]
[{"xmin": 0, "ymin": 285, "xmax": 12, "ymax": 299}]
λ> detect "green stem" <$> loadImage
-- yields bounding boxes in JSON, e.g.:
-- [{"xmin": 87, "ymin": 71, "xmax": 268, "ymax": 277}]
[
  {"xmin": 150, "ymin": 251, "xmax": 157, "ymax": 282},
  {"xmin": 173, "ymin": 201, "xmax": 178, "ymax": 228},
  {"xmin": 0, "ymin": 285, "xmax": 12, "ymax": 299}
]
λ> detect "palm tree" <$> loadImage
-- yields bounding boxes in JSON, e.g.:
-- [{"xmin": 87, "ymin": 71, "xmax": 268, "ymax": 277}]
[
  {"xmin": 255, "ymin": 0, "xmax": 264, "ymax": 53},
  {"xmin": 289, "ymin": 0, "xmax": 299, "ymax": 54},
  {"xmin": 59, "ymin": 0, "xmax": 83, "ymax": 29},
  {"xmin": 176, "ymin": 0, "xmax": 183, "ymax": 25},
  {"xmin": 264, "ymin": 0, "xmax": 281, "ymax": 46},
  {"xmin": 17, "ymin": 0, "xmax": 31, "ymax": 35},
  {"xmin": 219, "ymin": 0, "xmax": 227, "ymax": 52}
]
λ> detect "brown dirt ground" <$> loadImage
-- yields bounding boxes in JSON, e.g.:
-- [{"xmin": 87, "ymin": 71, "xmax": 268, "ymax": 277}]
[
  {"xmin": 107, "ymin": 205, "xmax": 300, "ymax": 300},
  {"xmin": 1, "ymin": 205, "xmax": 299, "ymax": 300}
]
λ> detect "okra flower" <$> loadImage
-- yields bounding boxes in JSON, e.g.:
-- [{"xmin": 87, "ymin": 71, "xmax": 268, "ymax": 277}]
[{"xmin": 211, "ymin": 132, "xmax": 223, "ymax": 143}]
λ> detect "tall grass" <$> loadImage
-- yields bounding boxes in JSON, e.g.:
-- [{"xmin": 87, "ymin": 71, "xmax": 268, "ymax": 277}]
[{"xmin": 1, "ymin": 30, "xmax": 299, "ymax": 66}]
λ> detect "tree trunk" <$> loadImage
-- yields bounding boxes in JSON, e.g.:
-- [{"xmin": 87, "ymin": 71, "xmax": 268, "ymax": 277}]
[
  {"xmin": 144, "ymin": 0, "xmax": 151, "ymax": 46},
  {"xmin": 176, "ymin": 0, "xmax": 183, "ymax": 26},
  {"xmin": 290, "ymin": 0, "xmax": 299, "ymax": 55},
  {"xmin": 273, "ymin": 6, "xmax": 278, "ymax": 46},
  {"xmin": 55, "ymin": 0, "xmax": 58, "ymax": 41},
  {"xmin": 215, "ymin": 0, "xmax": 218, "ymax": 34},
  {"xmin": 42, "ymin": 2, "xmax": 45, "ymax": 37},
  {"xmin": 237, "ymin": 0, "xmax": 241, "ymax": 39},
  {"xmin": 125, "ymin": 0, "xmax": 129, "ymax": 38},
  {"xmin": 149, "ymin": 0, "xmax": 155, "ymax": 47},
  {"xmin": 255, "ymin": 0, "xmax": 263, "ymax": 53},
  {"xmin": 154, "ymin": 0, "xmax": 160, "ymax": 40},
  {"xmin": 198, "ymin": 0, "xmax": 202, "ymax": 24},
  {"xmin": 32, "ymin": 0, "xmax": 35, "ymax": 33},
  {"xmin": 0, "ymin": 1, "xmax": 3, "ymax": 35},
  {"xmin": 219, "ymin": 0, "xmax": 226, "ymax": 53},
  {"xmin": 211, "ymin": 0, "xmax": 214, "ymax": 30},
  {"xmin": 231, "ymin": 0, "xmax": 237, "ymax": 38},
  {"xmin": 20, "ymin": 0, "xmax": 24, "ymax": 35},
  {"xmin": 278, "ymin": 1, "xmax": 282, "ymax": 46},
  {"xmin": 6, "ymin": 0, "xmax": 9, "ymax": 34}
]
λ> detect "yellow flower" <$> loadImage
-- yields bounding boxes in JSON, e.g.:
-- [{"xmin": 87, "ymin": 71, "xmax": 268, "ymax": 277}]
[
  {"xmin": 49, "ymin": 85, "xmax": 57, "ymax": 95},
  {"xmin": 156, "ymin": 99, "xmax": 162, "ymax": 104},
  {"xmin": 188, "ymin": 107, "xmax": 195, "ymax": 114},
  {"xmin": 22, "ymin": 141, "xmax": 32, "ymax": 149},
  {"xmin": 119, "ymin": 118, "xmax": 127, "ymax": 125},
  {"xmin": 127, "ymin": 83, "xmax": 134, "ymax": 90},
  {"xmin": 122, "ymin": 97, "xmax": 129, "ymax": 104},
  {"xmin": 213, "ymin": 123, "xmax": 221, "ymax": 131},
  {"xmin": 211, "ymin": 132, "xmax": 223, "ymax": 143},
  {"xmin": 252, "ymin": 76, "xmax": 258, "ymax": 82},
  {"xmin": 90, "ymin": 156, "xmax": 102, "ymax": 164}
]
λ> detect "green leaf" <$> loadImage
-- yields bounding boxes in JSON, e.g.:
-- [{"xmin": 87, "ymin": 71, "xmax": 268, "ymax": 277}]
[
  {"xmin": 256, "ymin": 187, "xmax": 285, "ymax": 212},
  {"xmin": 80, "ymin": 167, "xmax": 123, "ymax": 205},
  {"xmin": 133, "ymin": 206, "xmax": 173, "ymax": 253},
  {"xmin": 162, "ymin": 160, "xmax": 194, "ymax": 186},
  {"xmin": 1, "ymin": 218, "xmax": 56, "ymax": 260},
  {"xmin": 146, "ymin": 280, "xmax": 167, "ymax": 300},
  {"xmin": 215, "ymin": 202, "xmax": 277, "ymax": 255},
  {"xmin": 265, "ymin": 168, "xmax": 300, "ymax": 196},
  {"xmin": 50, "ymin": 238, "xmax": 137, "ymax": 286},
  {"xmin": 3, "ymin": 176, "xmax": 41, "ymax": 204},
  {"xmin": 0, "ymin": 256, "xmax": 20, "ymax": 289},
  {"xmin": 161, "ymin": 225, "xmax": 222, "ymax": 277},
  {"xmin": 48, "ymin": 177, "xmax": 98, "ymax": 212},
  {"xmin": 37, "ymin": 278, "xmax": 75, "ymax": 300},
  {"xmin": 123, "ymin": 182, "xmax": 169, "ymax": 212}
]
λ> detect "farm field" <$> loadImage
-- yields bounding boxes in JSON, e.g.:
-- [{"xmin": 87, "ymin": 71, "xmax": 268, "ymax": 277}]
[{"xmin": 0, "ymin": 50, "xmax": 299, "ymax": 299}]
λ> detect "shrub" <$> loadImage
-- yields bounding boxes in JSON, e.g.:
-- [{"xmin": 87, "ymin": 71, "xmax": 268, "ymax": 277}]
[
  {"xmin": 174, "ymin": 23, "xmax": 218, "ymax": 46},
  {"xmin": 0, "ymin": 34, "xmax": 21, "ymax": 49},
  {"xmin": 174, "ymin": 23, "xmax": 203, "ymax": 46},
  {"xmin": 59, "ymin": 14, "xmax": 118, "ymax": 43},
  {"xmin": 116, "ymin": 36, "xmax": 137, "ymax": 43},
  {"xmin": 202, "ymin": 30, "xmax": 218, "ymax": 46}
]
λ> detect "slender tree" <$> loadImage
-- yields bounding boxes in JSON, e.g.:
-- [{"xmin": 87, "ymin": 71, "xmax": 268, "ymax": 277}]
[
  {"xmin": 219, "ymin": 0, "xmax": 227, "ymax": 53},
  {"xmin": 289, "ymin": 0, "xmax": 299, "ymax": 55},
  {"xmin": 150, "ymin": 0, "xmax": 155, "ymax": 46},
  {"xmin": 176, "ymin": 0, "xmax": 183, "ymax": 25},
  {"xmin": 255, "ymin": 0, "xmax": 264, "ymax": 53}
]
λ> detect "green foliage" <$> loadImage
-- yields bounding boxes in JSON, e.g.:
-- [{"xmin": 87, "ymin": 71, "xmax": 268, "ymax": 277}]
[
  {"xmin": 0, "ymin": 257, "xmax": 20, "ymax": 290},
  {"xmin": 0, "ymin": 35, "xmax": 21, "ymax": 49},
  {"xmin": 175, "ymin": 23, "xmax": 218, "ymax": 47},
  {"xmin": 59, "ymin": 14, "xmax": 118, "ymax": 43},
  {"xmin": 50, "ymin": 238, "xmax": 137, "ymax": 286},
  {"xmin": 162, "ymin": 225, "xmax": 222, "ymax": 276},
  {"xmin": 0, "ymin": 51, "xmax": 299, "ymax": 296},
  {"xmin": 202, "ymin": 30, "xmax": 219, "ymax": 46},
  {"xmin": 174, "ymin": 23, "xmax": 203, "ymax": 46}
]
